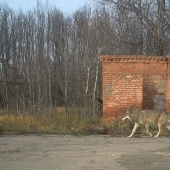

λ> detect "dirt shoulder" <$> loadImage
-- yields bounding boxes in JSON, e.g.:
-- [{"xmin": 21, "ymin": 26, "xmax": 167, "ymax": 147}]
[{"xmin": 0, "ymin": 134, "xmax": 170, "ymax": 170}]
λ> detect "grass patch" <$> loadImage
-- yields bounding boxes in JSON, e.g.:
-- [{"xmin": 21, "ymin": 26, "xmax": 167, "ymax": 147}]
[
  {"xmin": 2, "ymin": 108, "xmax": 165, "ymax": 136},
  {"xmin": 0, "ymin": 108, "xmax": 101, "ymax": 135},
  {"xmin": 0, "ymin": 114, "xmax": 54, "ymax": 134}
]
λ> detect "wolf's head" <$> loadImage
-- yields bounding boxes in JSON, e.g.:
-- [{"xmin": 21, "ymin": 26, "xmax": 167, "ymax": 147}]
[{"xmin": 122, "ymin": 110, "xmax": 132, "ymax": 122}]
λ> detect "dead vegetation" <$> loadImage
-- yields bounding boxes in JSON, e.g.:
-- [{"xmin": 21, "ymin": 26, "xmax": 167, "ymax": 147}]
[{"xmin": 0, "ymin": 108, "xmax": 169, "ymax": 137}]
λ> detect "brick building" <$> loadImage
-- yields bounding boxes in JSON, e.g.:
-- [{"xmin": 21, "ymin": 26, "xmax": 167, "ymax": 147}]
[{"xmin": 100, "ymin": 55, "xmax": 170, "ymax": 123}]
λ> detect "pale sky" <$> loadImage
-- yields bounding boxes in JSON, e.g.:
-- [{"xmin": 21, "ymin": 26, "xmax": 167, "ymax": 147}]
[{"xmin": 0, "ymin": 0, "xmax": 88, "ymax": 13}]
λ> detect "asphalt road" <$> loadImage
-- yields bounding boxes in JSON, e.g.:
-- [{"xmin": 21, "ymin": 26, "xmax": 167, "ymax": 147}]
[{"xmin": 0, "ymin": 135, "xmax": 170, "ymax": 170}]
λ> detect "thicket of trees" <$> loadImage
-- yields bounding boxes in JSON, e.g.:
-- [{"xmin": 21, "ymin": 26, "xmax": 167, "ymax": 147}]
[{"xmin": 0, "ymin": 0, "xmax": 170, "ymax": 119}]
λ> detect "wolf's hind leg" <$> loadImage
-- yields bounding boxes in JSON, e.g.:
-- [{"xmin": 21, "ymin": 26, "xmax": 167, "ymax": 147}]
[
  {"xmin": 154, "ymin": 123, "xmax": 162, "ymax": 138},
  {"xmin": 167, "ymin": 126, "xmax": 170, "ymax": 130},
  {"xmin": 145, "ymin": 122, "xmax": 152, "ymax": 137},
  {"xmin": 165, "ymin": 124, "xmax": 170, "ymax": 131},
  {"xmin": 128, "ymin": 122, "xmax": 139, "ymax": 138}
]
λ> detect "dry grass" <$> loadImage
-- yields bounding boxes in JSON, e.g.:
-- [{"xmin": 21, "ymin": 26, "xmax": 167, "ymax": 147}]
[
  {"xmin": 0, "ymin": 107, "xmax": 101, "ymax": 135},
  {"xmin": 0, "ymin": 114, "xmax": 52, "ymax": 134},
  {"xmin": 3, "ymin": 108, "xmax": 161, "ymax": 136}
]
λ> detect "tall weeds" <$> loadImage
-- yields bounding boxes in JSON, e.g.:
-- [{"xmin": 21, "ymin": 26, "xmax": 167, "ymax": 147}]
[{"xmin": 0, "ymin": 107, "xmax": 101, "ymax": 134}]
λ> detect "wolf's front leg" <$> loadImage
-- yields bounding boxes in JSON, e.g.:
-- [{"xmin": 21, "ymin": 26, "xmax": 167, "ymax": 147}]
[
  {"xmin": 128, "ymin": 122, "xmax": 139, "ymax": 138},
  {"xmin": 154, "ymin": 123, "xmax": 161, "ymax": 138},
  {"xmin": 145, "ymin": 122, "xmax": 152, "ymax": 137}
]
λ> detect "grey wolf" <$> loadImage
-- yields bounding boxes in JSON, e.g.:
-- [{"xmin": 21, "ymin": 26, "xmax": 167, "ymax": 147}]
[{"xmin": 122, "ymin": 110, "xmax": 170, "ymax": 138}]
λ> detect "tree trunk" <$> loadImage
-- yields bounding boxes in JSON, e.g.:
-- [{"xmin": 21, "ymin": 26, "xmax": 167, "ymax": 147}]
[{"xmin": 157, "ymin": 0, "xmax": 165, "ymax": 56}]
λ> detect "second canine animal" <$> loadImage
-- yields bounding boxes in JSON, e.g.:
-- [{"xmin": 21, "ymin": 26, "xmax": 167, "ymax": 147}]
[{"xmin": 122, "ymin": 110, "xmax": 170, "ymax": 138}]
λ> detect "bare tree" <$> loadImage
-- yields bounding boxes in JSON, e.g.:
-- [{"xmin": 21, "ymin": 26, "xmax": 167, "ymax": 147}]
[
  {"xmin": 1, "ymin": 0, "xmax": 170, "ymax": 121},
  {"xmin": 157, "ymin": 0, "xmax": 165, "ymax": 56}
]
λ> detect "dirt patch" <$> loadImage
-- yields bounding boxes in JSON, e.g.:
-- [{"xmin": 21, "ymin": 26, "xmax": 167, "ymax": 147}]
[
  {"xmin": 118, "ymin": 147, "xmax": 170, "ymax": 170},
  {"xmin": 0, "ymin": 135, "xmax": 170, "ymax": 170}
]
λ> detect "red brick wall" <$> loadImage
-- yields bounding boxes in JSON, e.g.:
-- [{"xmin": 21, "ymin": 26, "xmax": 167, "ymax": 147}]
[
  {"xmin": 142, "ymin": 60, "xmax": 167, "ymax": 110},
  {"xmin": 100, "ymin": 55, "xmax": 169, "ymax": 124}
]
